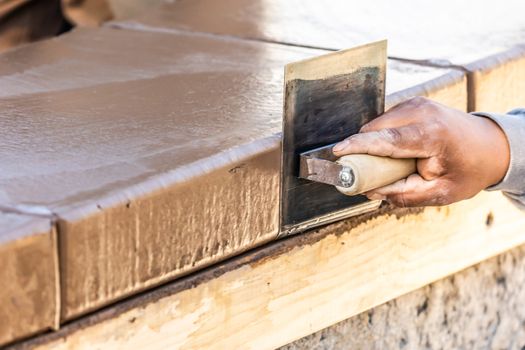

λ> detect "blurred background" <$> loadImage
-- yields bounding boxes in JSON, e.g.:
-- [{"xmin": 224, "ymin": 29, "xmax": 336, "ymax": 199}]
[{"xmin": 0, "ymin": 0, "xmax": 162, "ymax": 52}]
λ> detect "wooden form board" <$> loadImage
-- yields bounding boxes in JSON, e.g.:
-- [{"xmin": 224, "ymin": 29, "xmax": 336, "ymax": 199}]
[
  {"xmin": 465, "ymin": 46, "xmax": 525, "ymax": 112},
  {"xmin": 13, "ymin": 191, "xmax": 525, "ymax": 350},
  {"xmin": 0, "ymin": 212, "xmax": 59, "ymax": 346},
  {"xmin": 282, "ymin": 243, "xmax": 525, "ymax": 349},
  {"xmin": 0, "ymin": 25, "xmax": 466, "ymax": 327},
  {"xmin": 123, "ymin": 0, "xmax": 525, "ymax": 112},
  {"xmin": 385, "ymin": 61, "xmax": 465, "ymax": 110}
]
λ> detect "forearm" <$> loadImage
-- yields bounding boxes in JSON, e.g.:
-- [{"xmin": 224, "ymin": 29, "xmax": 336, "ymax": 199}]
[{"xmin": 473, "ymin": 108, "xmax": 525, "ymax": 208}]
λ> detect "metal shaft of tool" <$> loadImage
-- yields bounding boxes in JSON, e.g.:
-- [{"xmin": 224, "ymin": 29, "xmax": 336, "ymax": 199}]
[{"xmin": 298, "ymin": 143, "xmax": 356, "ymax": 188}]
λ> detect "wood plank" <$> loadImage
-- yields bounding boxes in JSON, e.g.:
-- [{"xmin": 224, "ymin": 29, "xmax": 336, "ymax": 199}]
[
  {"xmin": 0, "ymin": 212, "xmax": 59, "ymax": 347},
  {"xmin": 465, "ymin": 46, "xmax": 525, "ymax": 112},
  {"xmin": 386, "ymin": 62, "xmax": 466, "ymax": 110},
  {"xmin": 282, "ymin": 243, "xmax": 525, "ymax": 349},
  {"xmin": 15, "ymin": 191, "xmax": 525, "ymax": 350},
  {"xmin": 0, "ymin": 27, "xmax": 465, "ymax": 321}
]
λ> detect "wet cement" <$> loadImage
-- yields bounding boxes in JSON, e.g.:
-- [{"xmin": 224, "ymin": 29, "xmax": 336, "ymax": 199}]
[
  {"xmin": 0, "ymin": 27, "xmax": 455, "ymax": 99},
  {"xmin": 0, "ymin": 210, "xmax": 52, "ymax": 244},
  {"xmin": 0, "ymin": 26, "xmax": 465, "ymax": 321},
  {"xmin": 124, "ymin": 0, "xmax": 525, "ymax": 64},
  {"xmin": 0, "ymin": 27, "xmax": 312, "ymax": 209},
  {"xmin": 0, "ymin": 26, "xmax": 458, "ymax": 230}
]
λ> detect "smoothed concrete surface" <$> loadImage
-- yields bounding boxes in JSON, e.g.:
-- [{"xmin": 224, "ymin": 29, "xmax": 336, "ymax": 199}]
[
  {"xmin": 0, "ymin": 25, "xmax": 465, "ymax": 321},
  {"xmin": 124, "ymin": 0, "xmax": 525, "ymax": 63}
]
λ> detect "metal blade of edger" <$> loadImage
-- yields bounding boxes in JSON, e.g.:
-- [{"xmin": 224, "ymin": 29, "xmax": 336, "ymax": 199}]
[{"xmin": 279, "ymin": 40, "xmax": 387, "ymax": 237}]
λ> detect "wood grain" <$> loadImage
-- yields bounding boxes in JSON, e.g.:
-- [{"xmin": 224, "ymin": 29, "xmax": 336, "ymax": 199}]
[
  {"xmin": 336, "ymin": 155, "xmax": 416, "ymax": 196},
  {"xmin": 465, "ymin": 46, "xmax": 525, "ymax": 112},
  {"xmin": 18, "ymin": 191, "xmax": 525, "ymax": 350},
  {"xmin": 0, "ymin": 212, "xmax": 59, "ymax": 347}
]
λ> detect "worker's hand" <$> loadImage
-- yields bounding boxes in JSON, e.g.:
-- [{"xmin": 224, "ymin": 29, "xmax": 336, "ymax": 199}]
[{"xmin": 332, "ymin": 97, "xmax": 510, "ymax": 207}]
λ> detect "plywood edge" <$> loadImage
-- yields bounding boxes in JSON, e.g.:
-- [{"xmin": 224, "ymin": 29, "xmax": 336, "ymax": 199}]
[
  {"xmin": 462, "ymin": 45, "xmax": 525, "ymax": 112},
  {"xmin": 386, "ymin": 68, "xmax": 467, "ymax": 111},
  {"xmin": 0, "ymin": 214, "xmax": 60, "ymax": 347},
  {"xmin": 463, "ymin": 45, "xmax": 525, "ymax": 76},
  {"xmin": 50, "ymin": 223, "xmax": 61, "ymax": 332},
  {"xmin": 15, "ymin": 191, "xmax": 525, "ymax": 350}
]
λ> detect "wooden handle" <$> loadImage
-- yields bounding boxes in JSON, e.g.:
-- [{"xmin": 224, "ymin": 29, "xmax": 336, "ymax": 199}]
[{"xmin": 335, "ymin": 154, "xmax": 416, "ymax": 196}]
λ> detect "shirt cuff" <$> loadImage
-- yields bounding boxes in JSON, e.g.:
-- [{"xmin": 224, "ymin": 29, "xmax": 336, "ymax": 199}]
[{"xmin": 472, "ymin": 109, "xmax": 525, "ymax": 195}]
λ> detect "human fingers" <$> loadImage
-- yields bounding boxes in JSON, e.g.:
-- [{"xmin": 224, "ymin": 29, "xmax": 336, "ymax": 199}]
[
  {"xmin": 360, "ymin": 96, "xmax": 438, "ymax": 132},
  {"xmin": 365, "ymin": 174, "xmax": 455, "ymax": 207},
  {"xmin": 332, "ymin": 124, "xmax": 432, "ymax": 158}
]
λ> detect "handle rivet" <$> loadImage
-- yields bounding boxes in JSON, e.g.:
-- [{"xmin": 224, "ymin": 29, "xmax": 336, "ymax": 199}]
[{"xmin": 339, "ymin": 167, "xmax": 353, "ymax": 187}]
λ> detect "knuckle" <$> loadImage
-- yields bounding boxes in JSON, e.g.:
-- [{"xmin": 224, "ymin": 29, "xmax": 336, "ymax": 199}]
[
  {"xmin": 428, "ymin": 163, "xmax": 447, "ymax": 178},
  {"xmin": 432, "ymin": 186, "xmax": 453, "ymax": 206},
  {"xmin": 347, "ymin": 134, "xmax": 361, "ymax": 143},
  {"xmin": 407, "ymin": 96, "xmax": 431, "ymax": 108},
  {"xmin": 416, "ymin": 120, "xmax": 448, "ymax": 150},
  {"xmin": 410, "ymin": 123, "xmax": 427, "ymax": 140},
  {"xmin": 388, "ymin": 194, "xmax": 410, "ymax": 208},
  {"xmin": 432, "ymin": 196, "xmax": 447, "ymax": 206},
  {"xmin": 408, "ymin": 96, "xmax": 442, "ymax": 117},
  {"xmin": 387, "ymin": 179, "xmax": 410, "ymax": 207},
  {"xmin": 360, "ymin": 123, "xmax": 372, "ymax": 132},
  {"xmin": 380, "ymin": 128, "xmax": 403, "ymax": 145},
  {"xmin": 427, "ymin": 119, "xmax": 447, "ymax": 136},
  {"xmin": 434, "ymin": 197, "xmax": 451, "ymax": 206},
  {"xmin": 416, "ymin": 122, "xmax": 444, "ymax": 150}
]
